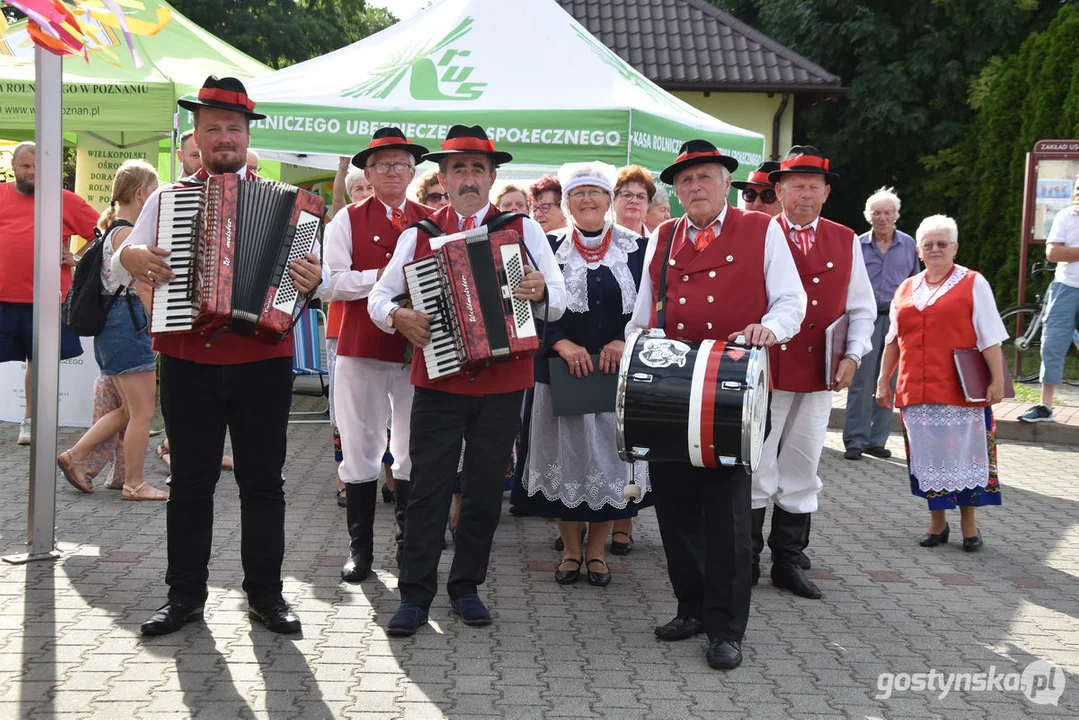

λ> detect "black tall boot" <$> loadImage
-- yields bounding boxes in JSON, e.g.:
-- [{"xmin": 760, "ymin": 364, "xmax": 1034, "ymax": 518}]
[
  {"xmin": 798, "ymin": 514, "xmax": 812, "ymax": 570},
  {"xmin": 768, "ymin": 506, "xmax": 821, "ymax": 599},
  {"xmin": 341, "ymin": 482, "xmax": 377, "ymax": 583},
  {"xmin": 393, "ymin": 479, "xmax": 411, "ymax": 568},
  {"xmin": 750, "ymin": 508, "xmax": 766, "ymax": 586}
]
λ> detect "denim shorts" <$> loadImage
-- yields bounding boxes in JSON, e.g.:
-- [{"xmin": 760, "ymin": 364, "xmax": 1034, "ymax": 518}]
[
  {"xmin": 0, "ymin": 301, "xmax": 84, "ymax": 362},
  {"xmin": 93, "ymin": 295, "xmax": 156, "ymax": 376}
]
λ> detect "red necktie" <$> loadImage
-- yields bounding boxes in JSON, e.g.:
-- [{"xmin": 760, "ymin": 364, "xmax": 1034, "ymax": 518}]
[
  {"xmin": 693, "ymin": 224, "xmax": 717, "ymax": 251},
  {"xmin": 391, "ymin": 208, "xmax": 407, "ymax": 232},
  {"xmin": 791, "ymin": 226, "xmax": 815, "ymax": 254},
  {"xmin": 461, "ymin": 216, "xmax": 476, "ymax": 231}
]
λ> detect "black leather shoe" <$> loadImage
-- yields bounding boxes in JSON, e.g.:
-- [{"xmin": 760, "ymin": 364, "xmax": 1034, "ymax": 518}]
[
  {"xmin": 508, "ymin": 505, "xmax": 534, "ymax": 517},
  {"xmin": 843, "ymin": 447, "xmax": 863, "ymax": 460},
  {"xmin": 140, "ymin": 601, "xmax": 204, "ymax": 636},
  {"xmin": 797, "ymin": 551, "xmax": 812, "ymax": 570},
  {"xmin": 248, "ymin": 601, "xmax": 301, "ymax": 634},
  {"xmin": 586, "ymin": 559, "xmax": 612, "ymax": 587},
  {"xmin": 387, "ymin": 604, "xmax": 428, "ymax": 636},
  {"xmin": 341, "ymin": 552, "xmax": 373, "ymax": 583},
  {"xmin": 771, "ymin": 564, "xmax": 822, "ymax": 599},
  {"xmin": 919, "ymin": 524, "xmax": 950, "ymax": 547},
  {"xmin": 610, "ymin": 532, "xmax": 634, "ymax": 556},
  {"xmin": 706, "ymin": 639, "xmax": 743, "ymax": 670},
  {"xmin": 962, "ymin": 531, "xmax": 983, "ymax": 552},
  {"xmin": 555, "ymin": 558, "xmax": 582, "ymax": 585},
  {"xmin": 654, "ymin": 616, "xmax": 703, "ymax": 641},
  {"xmin": 450, "ymin": 593, "xmax": 492, "ymax": 626},
  {"xmin": 864, "ymin": 446, "xmax": 892, "ymax": 459}
]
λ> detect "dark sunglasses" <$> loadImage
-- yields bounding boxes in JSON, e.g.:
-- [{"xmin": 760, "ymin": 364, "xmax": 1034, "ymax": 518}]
[
  {"xmin": 425, "ymin": 192, "xmax": 447, "ymax": 203},
  {"xmin": 741, "ymin": 188, "xmax": 776, "ymax": 204}
]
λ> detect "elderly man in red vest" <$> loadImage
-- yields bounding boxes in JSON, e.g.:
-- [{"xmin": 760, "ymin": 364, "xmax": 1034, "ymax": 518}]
[
  {"xmin": 114, "ymin": 76, "xmax": 326, "ymax": 637},
  {"xmin": 752, "ymin": 146, "xmax": 876, "ymax": 600},
  {"xmin": 626, "ymin": 139, "xmax": 806, "ymax": 670},
  {"xmin": 368, "ymin": 125, "xmax": 567, "ymax": 636},
  {"xmin": 324, "ymin": 128, "xmax": 433, "ymax": 584}
]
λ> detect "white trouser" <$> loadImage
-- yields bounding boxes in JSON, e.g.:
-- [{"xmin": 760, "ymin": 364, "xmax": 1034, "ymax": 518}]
[
  {"xmin": 334, "ymin": 356, "xmax": 414, "ymax": 485},
  {"xmin": 752, "ymin": 390, "xmax": 831, "ymax": 514}
]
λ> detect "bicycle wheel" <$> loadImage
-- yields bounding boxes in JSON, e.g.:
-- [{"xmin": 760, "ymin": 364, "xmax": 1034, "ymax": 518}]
[{"xmin": 999, "ymin": 304, "xmax": 1042, "ymax": 383}]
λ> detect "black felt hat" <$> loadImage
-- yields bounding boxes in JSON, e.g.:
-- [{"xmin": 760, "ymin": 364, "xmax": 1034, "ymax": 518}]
[
  {"xmin": 659, "ymin": 139, "xmax": 739, "ymax": 184},
  {"xmin": 177, "ymin": 75, "xmax": 265, "ymax": 120},
  {"xmin": 731, "ymin": 161, "xmax": 780, "ymax": 190},
  {"xmin": 351, "ymin": 127, "xmax": 430, "ymax": 168},
  {"xmin": 421, "ymin": 125, "xmax": 513, "ymax": 166},
  {"xmin": 768, "ymin": 145, "xmax": 839, "ymax": 184}
]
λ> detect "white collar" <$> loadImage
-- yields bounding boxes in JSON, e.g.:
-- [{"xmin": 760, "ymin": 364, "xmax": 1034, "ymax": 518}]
[
  {"xmin": 686, "ymin": 203, "xmax": 728, "ymax": 232},
  {"xmin": 783, "ymin": 214, "xmax": 820, "ymax": 231},
  {"xmin": 378, "ymin": 196, "xmax": 407, "ymax": 217},
  {"xmin": 456, "ymin": 203, "xmax": 490, "ymax": 229}
]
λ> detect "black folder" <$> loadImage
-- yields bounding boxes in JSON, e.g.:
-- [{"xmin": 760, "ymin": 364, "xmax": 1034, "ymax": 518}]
[{"xmin": 547, "ymin": 355, "xmax": 619, "ymax": 416}]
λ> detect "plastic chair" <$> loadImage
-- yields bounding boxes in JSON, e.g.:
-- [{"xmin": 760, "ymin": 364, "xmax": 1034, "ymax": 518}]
[{"xmin": 289, "ymin": 307, "xmax": 330, "ymax": 423}]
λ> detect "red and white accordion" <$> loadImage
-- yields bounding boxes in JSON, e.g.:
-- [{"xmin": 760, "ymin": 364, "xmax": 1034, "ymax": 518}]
[
  {"xmin": 404, "ymin": 228, "xmax": 538, "ymax": 380},
  {"xmin": 150, "ymin": 174, "xmax": 325, "ymax": 342}
]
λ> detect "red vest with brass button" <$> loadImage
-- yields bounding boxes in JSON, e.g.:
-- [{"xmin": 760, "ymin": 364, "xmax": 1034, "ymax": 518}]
[
  {"xmin": 411, "ymin": 205, "xmax": 532, "ymax": 396},
  {"xmin": 894, "ymin": 269, "xmax": 984, "ymax": 408},
  {"xmin": 647, "ymin": 207, "xmax": 770, "ymax": 343},
  {"xmin": 326, "ymin": 301, "xmax": 343, "ymax": 340},
  {"xmin": 768, "ymin": 216, "xmax": 853, "ymax": 393},
  {"xmin": 338, "ymin": 196, "xmax": 431, "ymax": 361}
]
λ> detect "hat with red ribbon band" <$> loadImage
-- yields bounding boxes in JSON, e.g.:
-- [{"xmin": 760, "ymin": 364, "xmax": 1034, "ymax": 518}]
[
  {"xmin": 731, "ymin": 161, "xmax": 780, "ymax": 190},
  {"xmin": 177, "ymin": 76, "xmax": 265, "ymax": 120},
  {"xmin": 422, "ymin": 125, "xmax": 513, "ymax": 167},
  {"xmin": 768, "ymin": 145, "xmax": 839, "ymax": 184},
  {"xmin": 351, "ymin": 127, "xmax": 430, "ymax": 168},
  {"xmin": 659, "ymin": 139, "xmax": 739, "ymax": 184}
]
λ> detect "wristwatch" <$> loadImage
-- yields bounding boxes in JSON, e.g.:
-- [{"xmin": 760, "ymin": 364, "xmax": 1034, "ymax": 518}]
[
  {"xmin": 844, "ymin": 353, "xmax": 862, "ymax": 370},
  {"xmin": 387, "ymin": 306, "xmax": 401, "ymax": 328}
]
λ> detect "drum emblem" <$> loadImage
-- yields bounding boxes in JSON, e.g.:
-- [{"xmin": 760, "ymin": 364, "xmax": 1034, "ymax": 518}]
[
  {"xmin": 638, "ymin": 339, "xmax": 691, "ymax": 368},
  {"xmin": 726, "ymin": 347, "xmax": 746, "ymax": 362}
]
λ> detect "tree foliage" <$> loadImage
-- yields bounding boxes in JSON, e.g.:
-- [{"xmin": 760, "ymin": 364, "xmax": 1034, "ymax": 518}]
[{"xmin": 169, "ymin": 0, "xmax": 397, "ymax": 69}]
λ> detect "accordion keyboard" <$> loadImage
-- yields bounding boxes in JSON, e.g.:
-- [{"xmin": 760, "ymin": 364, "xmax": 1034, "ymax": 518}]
[
  {"xmin": 151, "ymin": 187, "xmax": 202, "ymax": 333},
  {"xmin": 404, "ymin": 256, "xmax": 466, "ymax": 379},
  {"xmin": 499, "ymin": 243, "xmax": 537, "ymax": 338}
]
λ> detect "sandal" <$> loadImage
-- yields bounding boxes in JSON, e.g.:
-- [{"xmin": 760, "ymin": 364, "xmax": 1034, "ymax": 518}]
[
  {"xmin": 154, "ymin": 442, "xmax": 170, "ymax": 469},
  {"xmin": 611, "ymin": 531, "xmax": 634, "ymax": 556},
  {"xmin": 122, "ymin": 482, "xmax": 169, "ymax": 501},
  {"xmin": 555, "ymin": 557, "xmax": 582, "ymax": 585},
  {"xmin": 57, "ymin": 451, "xmax": 92, "ymax": 493}
]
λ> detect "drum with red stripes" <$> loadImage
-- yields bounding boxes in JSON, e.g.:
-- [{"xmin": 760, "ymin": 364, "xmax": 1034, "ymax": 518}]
[{"xmin": 615, "ymin": 329, "xmax": 769, "ymax": 472}]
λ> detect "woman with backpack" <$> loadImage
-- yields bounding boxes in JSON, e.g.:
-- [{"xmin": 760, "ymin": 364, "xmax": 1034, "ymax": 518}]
[{"xmin": 57, "ymin": 159, "xmax": 168, "ymax": 501}]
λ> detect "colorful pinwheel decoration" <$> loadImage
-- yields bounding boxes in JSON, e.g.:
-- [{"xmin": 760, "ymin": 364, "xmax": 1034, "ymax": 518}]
[{"xmin": 0, "ymin": 0, "xmax": 171, "ymax": 67}]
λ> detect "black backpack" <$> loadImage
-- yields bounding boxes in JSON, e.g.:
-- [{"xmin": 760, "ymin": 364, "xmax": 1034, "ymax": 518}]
[{"xmin": 62, "ymin": 218, "xmax": 136, "ymax": 337}]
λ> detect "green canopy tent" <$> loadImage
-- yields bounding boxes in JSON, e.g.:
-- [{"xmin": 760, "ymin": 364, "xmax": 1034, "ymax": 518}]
[{"xmin": 213, "ymin": 0, "xmax": 763, "ymax": 183}]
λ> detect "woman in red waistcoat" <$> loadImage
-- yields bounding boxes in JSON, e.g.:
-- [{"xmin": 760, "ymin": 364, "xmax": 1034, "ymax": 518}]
[{"xmin": 876, "ymin": 215, "xmax": 1009, "ymax": 552}]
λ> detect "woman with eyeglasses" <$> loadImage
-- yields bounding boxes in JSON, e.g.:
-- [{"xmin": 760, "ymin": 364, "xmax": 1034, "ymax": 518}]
[
  {"xmin": 732, "ymin": 161, "xmax": 782, "ymax": 217},
  {"xmin": 876, "ymin": 215, "xmax": 1009, "ymax": 552},
  {"xmin": 415, "ymin": 169, "xmax": 450, "ymax": 210},
  {"xmin": 612, "ymin": 164, "xmax": 656, "ymax": 238},
  {"xmin": 525, "ymin": 161, "xmax": 650, "ymax": 587},
  {"xmin": 528, "ymin": 175, "xmax": 567, "ymax": 234}
]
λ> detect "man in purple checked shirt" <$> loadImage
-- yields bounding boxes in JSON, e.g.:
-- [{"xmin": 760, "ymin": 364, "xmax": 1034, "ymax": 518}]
[{"xmin": 843, "ymin": 187, "xmax": 921, "ymax": 460}]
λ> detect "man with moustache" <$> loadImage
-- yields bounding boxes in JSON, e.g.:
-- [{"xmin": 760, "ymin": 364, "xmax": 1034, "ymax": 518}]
[
  {"xmin": 752, "ymin": 146, "xmax": 875, "ymax": 600},
  {"xmin": 626, "ymin": 139, "xmax": 806, "ymax": 670},
  {"xmin": 324, "ymin": 128, "xmax": 432, "ymax": 582},
  {"xmin": 368, "ymin": 125, "xmax": 567, "ymax": 635},
  {"xmin": 176, "ymin": 129, "xmax": 201, "ymax": 177},
  {"xmin": 732, "ymin": 161, "xmax": 782, "ymax": 218},
  {"xmin": 113, "ymin": 76, "xmax": 327, "ymax": 636}
]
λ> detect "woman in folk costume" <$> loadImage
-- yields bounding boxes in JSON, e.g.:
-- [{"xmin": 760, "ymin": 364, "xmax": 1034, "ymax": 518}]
[
  {"xmin": 876, "ymin": 215, "xmax": 1009, "ymax": 551},
  {"xmin": 525, "ymin": 161, "xmax": 650, "ymax": 587}
]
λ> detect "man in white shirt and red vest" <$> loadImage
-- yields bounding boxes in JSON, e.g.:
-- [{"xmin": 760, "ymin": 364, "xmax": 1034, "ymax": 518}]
[
  {"xmin": 112, "ymin": 76, "xmax": 327, "ymax": 636},
  {"xmin": 368, "ymin": 125, "xmax": 567, "ymax": 635},
  {"xmin": 752, "ymin": 146, "xmax": 876, "ymax": 600},
  {"xmin": 325, "ymin": 128, "xmax": 433, "ymax": 584},
  {"xmin": 626, "ymin": 139, "xmax": 806, "ymax": 670}
]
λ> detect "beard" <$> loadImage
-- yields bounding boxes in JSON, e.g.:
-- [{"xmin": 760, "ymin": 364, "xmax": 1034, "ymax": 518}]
[
  {"xmin": 203, "ymin": 149, "xmax": 245, "ymax": 175},
  {"xmin": 14, "ymin": 177, "xmax": 33, "ymax": 195}
]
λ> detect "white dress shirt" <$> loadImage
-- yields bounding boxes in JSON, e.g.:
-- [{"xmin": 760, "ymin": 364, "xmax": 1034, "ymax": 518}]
[
  {"xmin": 111, "ymin": 167, "xmax": 330, "ymax": 295},
  {"xmin": 626, "ymin": 204, "xmax": 807, "ymax": 343},
  {"xmin": 367, "ymin": 203, "xmax": 567, "ymax": 332},
  {"xmin": 325, "ymin": 197, "xmax": 406, "ymax": 302}
]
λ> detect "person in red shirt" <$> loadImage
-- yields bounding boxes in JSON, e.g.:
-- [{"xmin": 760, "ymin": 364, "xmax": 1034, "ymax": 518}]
[{"xmin": 0, "ymin": 141, "xmax": 99, "ymax": 445}]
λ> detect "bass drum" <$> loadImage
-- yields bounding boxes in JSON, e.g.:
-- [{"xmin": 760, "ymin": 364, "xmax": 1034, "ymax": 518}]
[{"xmin": 615, "ymin": 329, "xmax": 769, "ymax": 472}]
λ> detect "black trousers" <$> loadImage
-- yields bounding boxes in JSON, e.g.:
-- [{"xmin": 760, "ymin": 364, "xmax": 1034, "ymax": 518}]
[
  {"xmin": 509, "ymin": 387, "xmax": 535, "ymax": 511},
  {"xmin": 399, "ymin": 387, "xmax": 523, "ymax": 608},
  {"xmin": 650, "ymin": 461, "xmax": 752, "ymax": 643},
  {"xmin": 159, "ymin": 355, "xmax": 293, "ymax": 606}
]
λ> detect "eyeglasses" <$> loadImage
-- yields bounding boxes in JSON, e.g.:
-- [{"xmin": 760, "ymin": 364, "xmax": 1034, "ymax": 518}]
[
  {"xmin": 741, "ymin": 188, "xmax": 776, "ymax": 204},
  {"xmin": 530, "ymin": 202, "xmax": 557, "ymax": 214},
  {"xmin": 567, "ymin": 188, "xmax": 608, "ymax": 201},
  {"xmin": 368, "ymin": 162, "xmax": 413, "ymax": 175},
  {"xmin": 617, "ymin": 190, "xmax": 649, "ymax": 203},
  {"xmin": 425, "ymin": 192, "xmax": 447, "ymax": 203},
  {"xmin": 920, "ymin": 241, "xmax": 953, "ymax": 250}
]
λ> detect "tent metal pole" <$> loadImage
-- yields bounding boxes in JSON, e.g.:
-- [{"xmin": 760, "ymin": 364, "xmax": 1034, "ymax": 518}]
[
  {"xmin": 84, "ymin": 132, "xmax": 163, "ymax": 150},
  {"xmin": 4, "ymin": 46, "xmax": 63, "ymax": 566}
]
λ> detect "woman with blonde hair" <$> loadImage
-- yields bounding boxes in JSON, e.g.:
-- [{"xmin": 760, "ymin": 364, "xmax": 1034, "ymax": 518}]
[
  {"xmin": 57, "ymin": 159, "xmax": 168, "ymax": 501},
  {"xmin": 494, "ymin": 183, "xmax": 529, "ymax": 214}
]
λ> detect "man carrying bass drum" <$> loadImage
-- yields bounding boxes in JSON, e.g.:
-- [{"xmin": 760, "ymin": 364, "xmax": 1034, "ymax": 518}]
[{"xmin": 625, "ymin": 140, "xmax": 806, "ymax": 670}]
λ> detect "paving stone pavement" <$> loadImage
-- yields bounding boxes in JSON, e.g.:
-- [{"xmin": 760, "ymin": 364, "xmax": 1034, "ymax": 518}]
[{"xmin": 0, "ymin": 397, "xmax": 1077, "ymax": 719}]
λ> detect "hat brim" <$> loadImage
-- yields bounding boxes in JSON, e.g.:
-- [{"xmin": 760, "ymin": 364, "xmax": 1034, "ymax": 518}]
[
  {"xmin": 659, "ymin": 155, "xmax": 739, "ymax": 185},
  {"xmin": 731, "ymin": 180, "xmax": 772, "ymax": 190},
  {"xmin": 177, "ymin": 98, "xmax": 265, "ymax": 121},
  {"xmin": 351, "ymin": 143, "xmax": 429, "ymax": 169},
  {"xmin": 421, "ymin": 149, "xmax": 514, "ymax": 167},
  {"xmin": 768, "ymin": 167, "xmax": 840, "ymax": 184}
]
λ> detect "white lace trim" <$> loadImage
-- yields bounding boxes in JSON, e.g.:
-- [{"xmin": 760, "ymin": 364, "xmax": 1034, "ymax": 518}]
[
  {"xmin": 902, "ymin": 403, "xmax": 989, "ymax": 492},
  {"xmin": 555, "ymin": 223, "xmax": 640, "ymax": 314},
  {"xmin": 911, "ymin": 265, "xmax": 969, "ymax": 310}
]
